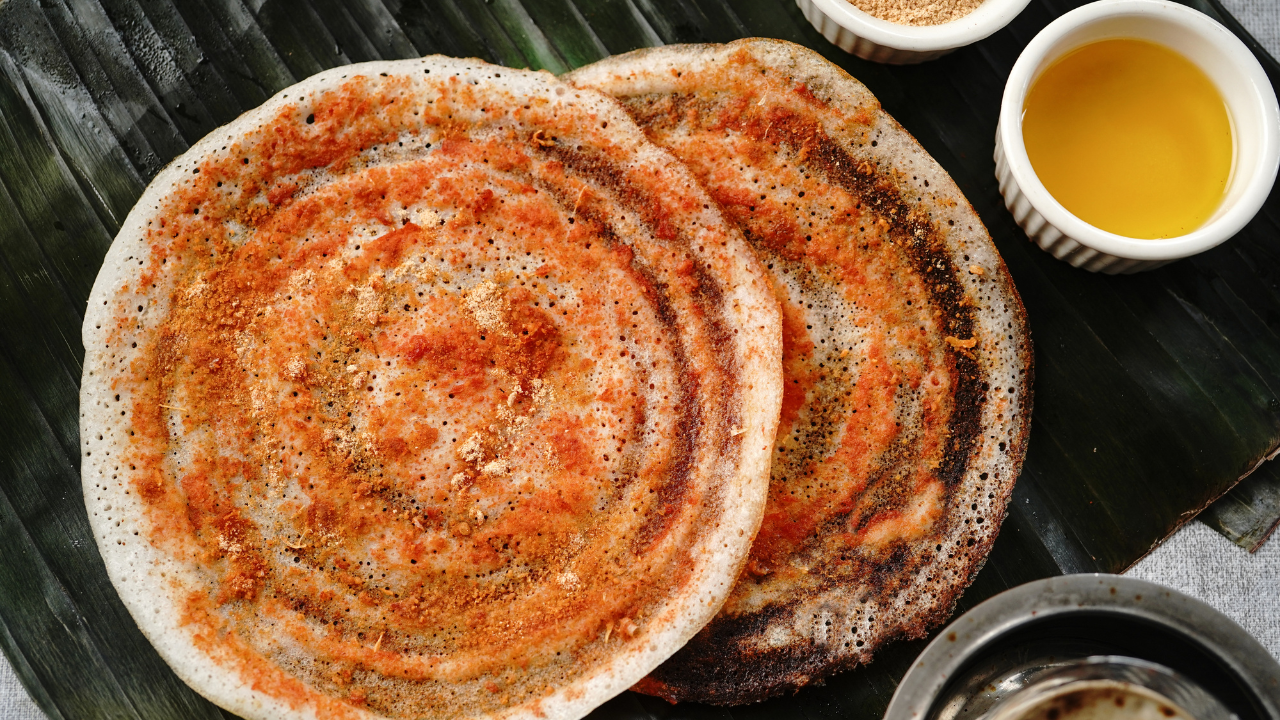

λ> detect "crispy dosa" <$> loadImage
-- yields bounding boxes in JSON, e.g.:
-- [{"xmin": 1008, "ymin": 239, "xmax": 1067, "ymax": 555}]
[
  {"xmin": 569, "ymin": 39, "xmax": 1032, "ymax": 704},
  {"xmin": 80, "ymin": 56, "xmax": 781, "ymax": 720}
]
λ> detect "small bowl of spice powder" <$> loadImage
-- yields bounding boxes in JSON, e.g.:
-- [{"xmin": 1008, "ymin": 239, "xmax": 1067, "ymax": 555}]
[{"xmin": 797, "ymin": 0, "xmax": 1033, "ymax": 63}]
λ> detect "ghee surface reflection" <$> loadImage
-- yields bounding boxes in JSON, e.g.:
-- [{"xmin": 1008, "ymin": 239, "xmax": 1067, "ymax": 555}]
[{"xmin": 1022, "ymin": 38, "xmax": 1233, "ymax": 239}]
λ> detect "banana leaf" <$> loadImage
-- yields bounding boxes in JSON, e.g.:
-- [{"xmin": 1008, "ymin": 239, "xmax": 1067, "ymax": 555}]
[
  {"xmin": 0, "ymin": 0, "xmax": 1277, "ymax": 718},
  {"xmin": 1200, "ymin": 457, "xmax": 1280, "ymax": 552}
]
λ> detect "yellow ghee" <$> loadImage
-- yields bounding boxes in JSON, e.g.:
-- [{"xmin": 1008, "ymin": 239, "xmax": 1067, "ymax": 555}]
[{"xmin": 1021, "ymin": 38, "xmax": 1234, "ymax": 239}]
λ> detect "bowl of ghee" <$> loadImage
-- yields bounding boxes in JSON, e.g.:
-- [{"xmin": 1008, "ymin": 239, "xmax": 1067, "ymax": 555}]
[{"xmin": 994, "ymin": 0, "xmax": 1280, "ymax": 274}]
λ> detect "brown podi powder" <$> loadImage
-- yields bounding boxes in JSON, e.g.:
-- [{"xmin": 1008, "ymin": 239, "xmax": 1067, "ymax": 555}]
[{"xmin": 849, "ymin": 0, "xmax": 983, "ymax": 25}]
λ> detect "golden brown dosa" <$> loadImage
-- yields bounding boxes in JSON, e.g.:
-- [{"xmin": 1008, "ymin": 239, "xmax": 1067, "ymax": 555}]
[
  {"xmin": 81, "ymin": 56, "xmax": 782, "ymax": 720},
  {"xmin": 569, "ymin": 39, "xmax": 1032, "ymax": 704}
]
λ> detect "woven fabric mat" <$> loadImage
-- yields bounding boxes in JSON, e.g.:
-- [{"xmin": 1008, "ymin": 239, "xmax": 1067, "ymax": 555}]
[
  {"xmin": 1125, "ymin": 521, "xmax": 1280, "ymax": 659},
  {"xmin": 1221, "ymin": 0, "xmax": 1280, "ymax": 54},
  {"xmin": 0, "ymin": 664, "xmax": 37, "ymax": 720}
]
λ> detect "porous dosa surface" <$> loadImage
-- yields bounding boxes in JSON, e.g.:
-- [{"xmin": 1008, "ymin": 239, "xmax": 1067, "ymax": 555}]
[
  {"xmin": 80, "ymin": 56, "xmax": 781, "ymax": 720},
  {"xmin": 569, "ymin": 39, "xmax": 1032, "ymax": 704}
]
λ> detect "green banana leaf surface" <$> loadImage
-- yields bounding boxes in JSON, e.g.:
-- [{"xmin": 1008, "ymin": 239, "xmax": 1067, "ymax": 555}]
[
  {"xmin": 1200, "ymin": 457, "xmax": 1280, "ymax": 552},
  {"xmin": 0, "ymin": 0, "xmax": 1278, "ymax": 718}
]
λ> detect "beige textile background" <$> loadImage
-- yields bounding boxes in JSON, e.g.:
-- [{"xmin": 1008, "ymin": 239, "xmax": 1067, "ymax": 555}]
[
  {"xmin": 1, "ymin": 1, "xmax": 1277, "ymax": 717},
  {"xmin": 1226, "ymin": 0, "xmax": 1279, "ymax": 55}
]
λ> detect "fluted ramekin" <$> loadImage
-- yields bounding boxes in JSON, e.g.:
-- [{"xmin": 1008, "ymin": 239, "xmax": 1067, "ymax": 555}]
[
  {"xmin": 996, "ymin": 0, "xmax": 1280, "ymax": 274},
  {"xmin": 797, "ymin": 0, "xmax": 1033, "ymax": 64}
]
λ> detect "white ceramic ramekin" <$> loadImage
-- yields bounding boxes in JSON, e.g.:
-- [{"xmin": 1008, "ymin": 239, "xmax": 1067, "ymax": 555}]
[
  {"xmin": 797, "ymin": 0, "xmax": 1033, "ymax": 64},
  {"xmin": 995, "ymin": 0, "xmax": 1280, "ymax": 274}
]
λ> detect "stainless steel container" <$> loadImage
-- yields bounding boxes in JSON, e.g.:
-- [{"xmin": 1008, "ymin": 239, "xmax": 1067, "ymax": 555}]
[{"xmin": 885, "ymin": 575, "xmax": 1280, "ymax": 720}]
